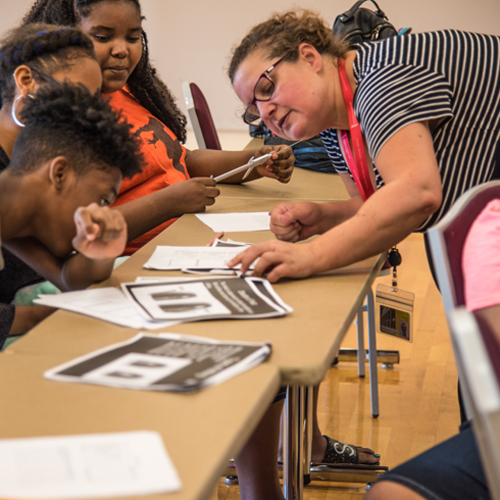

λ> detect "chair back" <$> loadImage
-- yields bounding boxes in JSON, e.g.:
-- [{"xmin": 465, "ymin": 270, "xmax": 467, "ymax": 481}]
[
  {"xmin": 427, "ymin": 181, "xmax": 500, "ymax": 319},
  {"xmin": 182, "ymin": 82, "xmax": 222, "ymax": 150},
  {"xmin": 450, "ymin": 307, "xmax": 500, "ymax": 500}
]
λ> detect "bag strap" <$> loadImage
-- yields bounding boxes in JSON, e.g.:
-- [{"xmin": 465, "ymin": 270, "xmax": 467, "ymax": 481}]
[
  {"xmin": 338, "ymin": 0, "xmax": 386, "ymax": 22},
  {"xmin": 337, "ymin": 58, "xmax": 374, "ymax": 201}
]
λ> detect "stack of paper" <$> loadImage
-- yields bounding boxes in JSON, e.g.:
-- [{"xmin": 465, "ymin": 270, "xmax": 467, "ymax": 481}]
[{"xmin": 44, "ymin": 333, "xmax": 271, "ymax": 393}]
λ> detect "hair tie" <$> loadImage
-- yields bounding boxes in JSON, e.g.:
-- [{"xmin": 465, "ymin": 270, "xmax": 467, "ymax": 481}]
[
  {"xmin": 70, "ymin": 35, "xmax": 79, "ymax": 43},
  {"xmin": 37, "ymin": 30, "xmax": 47, "ymax": 35},
  {"xmin": 34, "ymin": 42, "xmax": 43, "ymax": 53}
]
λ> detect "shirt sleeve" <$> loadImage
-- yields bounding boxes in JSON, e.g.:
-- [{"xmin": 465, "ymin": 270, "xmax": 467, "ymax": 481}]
[
  {"xmin": 355, "ymin": 63, "xmax": 454, "ymax": 161},
  {"xmin": 319, "ymin": 129, "xmax": 349, "ymax": 174}
]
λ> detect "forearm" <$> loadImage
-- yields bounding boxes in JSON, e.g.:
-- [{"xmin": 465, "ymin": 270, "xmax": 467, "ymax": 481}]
[
  {"xmin": 10, "ymin": 305, "xmax": 56, "ymax": 336},
  {"xmin": 4, "ymin": 238, "xmax": 114, "ymax": 291},
  {"xmin": 186, "ymin": 149, "xmax": 262, "ymax": 183},
  {"xmin": 114, "ymin": 190, "xmax": 182, "ymax": 242},
  {"xmin": 316, "ymin": 197, "xmax": 364, "ymax": 234},
  {"xmin": 309, "ymin": 182, "xmax": 438, "ymax": 272}
]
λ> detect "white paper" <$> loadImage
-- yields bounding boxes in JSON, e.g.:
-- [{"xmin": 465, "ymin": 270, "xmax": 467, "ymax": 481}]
[
  {"xmin": 195, "ymin": 212, "xmax": 271, "ymax": 232},
  {"xmin": 143, "ymin": 245, "xmax": 252, "ymax": 271},
  {"xmin": 0, "ymin": 431, "xmax": 181, "ymax": 499},
  {"xmin": 34, "ymin": 288, "xmax": 178, "ymax": 330}
]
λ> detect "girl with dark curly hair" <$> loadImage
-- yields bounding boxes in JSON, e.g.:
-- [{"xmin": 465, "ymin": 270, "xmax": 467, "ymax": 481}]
[
  {"xmin": 23, "ymin": 0, "xmax": 295, "ymax": 255},
  {"xmin": 0, "ymin": 80, "xmax": 142, "ymax": 348},
  {"xmin": 0, "ymin": 22, "xmax": 111, "ymax": 343}
]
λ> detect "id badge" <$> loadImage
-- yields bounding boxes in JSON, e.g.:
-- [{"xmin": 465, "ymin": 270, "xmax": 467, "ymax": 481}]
[{"xmin": 375, "ymin": 284, "xmax": 414, "ymax": 342}]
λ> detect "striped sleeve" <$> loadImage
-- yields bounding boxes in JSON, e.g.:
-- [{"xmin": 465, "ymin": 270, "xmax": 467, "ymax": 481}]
[
  {"xmin": 355, "ymin": 63, "xmax": 453, "ymax": 161},
  {"xmin": 319, "ymin": 129, "xmax": 349, "ymax": 174}
]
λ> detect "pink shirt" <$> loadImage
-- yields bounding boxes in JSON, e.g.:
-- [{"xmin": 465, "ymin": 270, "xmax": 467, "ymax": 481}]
[{"xmin": 463, "ymin": 199, "xmax": 500, "ymax": 311}]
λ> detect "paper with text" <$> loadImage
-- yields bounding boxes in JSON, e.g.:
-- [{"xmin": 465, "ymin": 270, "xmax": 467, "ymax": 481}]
[
  {"xmin": 0, "ymin": 431, "xmax": 181, "ymax": 499},
  {"xmin": 34, "ymin": 288, "xmax": 178, "ymax": 330}
]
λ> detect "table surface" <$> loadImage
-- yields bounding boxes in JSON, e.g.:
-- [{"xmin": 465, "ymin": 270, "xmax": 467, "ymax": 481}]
[
  {"xmin": 0, "ymin": 352, "xmax": 279, "ymax": 500},
  {"xmin": 9, "ymin": 197, "xmax": 385, "ymax": 386}
]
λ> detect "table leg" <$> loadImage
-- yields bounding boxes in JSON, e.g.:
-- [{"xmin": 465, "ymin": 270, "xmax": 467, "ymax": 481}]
[{"xmin": 283, "ymin": 385, "xmax": 305, "ymax": 500}]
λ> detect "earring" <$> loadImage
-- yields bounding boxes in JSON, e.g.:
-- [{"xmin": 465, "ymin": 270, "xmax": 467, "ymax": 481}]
[{"xmin": 11, "ymin": 94, "xmax": 34, "ymax": 128}]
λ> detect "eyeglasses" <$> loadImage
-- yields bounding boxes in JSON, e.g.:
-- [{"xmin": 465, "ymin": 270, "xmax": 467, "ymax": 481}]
[{"xmin": 243, "ymin": 53, "xmax": 290, "ymax": 126}]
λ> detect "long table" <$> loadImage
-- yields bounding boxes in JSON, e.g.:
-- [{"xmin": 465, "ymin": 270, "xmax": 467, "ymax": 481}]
[{"xmin": 4, "ymin": 167, "xmax": 384, "ymax": 500}]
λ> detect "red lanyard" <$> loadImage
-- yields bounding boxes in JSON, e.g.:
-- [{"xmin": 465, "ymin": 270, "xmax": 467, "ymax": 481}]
[{"xmin": 338, "ymin": 58, "xmax": 374, "ymax": 201}]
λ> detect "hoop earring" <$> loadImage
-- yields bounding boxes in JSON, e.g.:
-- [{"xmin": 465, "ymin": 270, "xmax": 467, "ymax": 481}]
[{"xmin": 11, "ymin": 94, "xmax": 34, "ymax": 128}]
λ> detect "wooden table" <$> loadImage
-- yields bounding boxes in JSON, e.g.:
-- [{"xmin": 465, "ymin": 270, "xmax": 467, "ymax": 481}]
[
  {"xmin": 0, "ymin": 351, "xmax": 280, "ymax": 500},
  {"xmin": 5, "ymin": 167, "xmax": 384, "ymax": 500}
]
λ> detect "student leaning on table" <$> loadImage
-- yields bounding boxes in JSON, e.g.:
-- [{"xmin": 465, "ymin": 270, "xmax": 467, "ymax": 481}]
[
  {"xmin": 23, "ymin": 0, "xmax": 295, "ymax": 256},
  {"xmin": 0, "ymin": 23, "xmax": 107, "ymax": 342},
  {"xmin": 0, "ymin": 80, "xmax": 142, "ymax": 349},
  {"xmin": 227, "ymin": 11, "xmax": 500, "ymax": 281}
]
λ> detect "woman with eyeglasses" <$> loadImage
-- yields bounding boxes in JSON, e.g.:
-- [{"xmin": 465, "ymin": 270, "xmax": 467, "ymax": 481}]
[
  {"xmin": 227, "ymin": 10, "xmax": 500, "ymax": 284},
  {"xmin": 225, "ymin": 9, "xmax": 500, "ymax": 500},
  {"xmin": 0, "ymin": 23, "xmax": 105, "ymax": 345}
]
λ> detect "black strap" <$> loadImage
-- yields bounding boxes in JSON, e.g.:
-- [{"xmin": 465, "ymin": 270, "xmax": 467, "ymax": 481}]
[{"xmin": 339, "ymin": 0, "xmax": 385, "ymax": 22}]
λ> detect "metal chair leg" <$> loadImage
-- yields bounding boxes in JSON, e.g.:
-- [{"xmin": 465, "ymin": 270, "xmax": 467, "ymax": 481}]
[
  {"xmin": 367, "ymin": 289, "xmax": 380, "ymax": 418},
  {"xmin": 356, "ymin": 305, "xmax": 367, "ymax": 378}
]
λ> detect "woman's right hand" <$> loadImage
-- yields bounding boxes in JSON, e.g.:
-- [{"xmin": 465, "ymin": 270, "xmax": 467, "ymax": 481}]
[
  {"xmin": 271, "ymin": 201, "xmax": 326, "ymax": 242},
  {"xmin": 175, "ymin": 177, "xmax": 220, "ymax": 214}
]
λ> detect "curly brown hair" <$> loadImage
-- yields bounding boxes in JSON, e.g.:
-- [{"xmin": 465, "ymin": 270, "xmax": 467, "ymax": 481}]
[{"xmin": 228, "ymin": 9, "xmax": 350, "ymax": 82}]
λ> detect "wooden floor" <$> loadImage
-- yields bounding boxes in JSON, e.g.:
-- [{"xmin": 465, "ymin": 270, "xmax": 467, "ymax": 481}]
[{"xmin": 213, "ymin": 232, "xmax": 461, "ymax": 499}]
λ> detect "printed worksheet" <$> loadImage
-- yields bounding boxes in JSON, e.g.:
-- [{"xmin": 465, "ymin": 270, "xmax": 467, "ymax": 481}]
[
  {"xmin": 34, "ymin": 287, "xmax": 178, "ymax": 330},
  {"xmin": 143, "ymin": 245, "xmax": 252, "ymax": 271},
  {"xmin": 44, "ymin": 332, "xmax": 272, "ymax": 392},
  {"xmin": 0, "ymin": 431, "xmax": 181, "ymax": 498},
  {"xmin": 195, "ymin": 212, "xmax": 271, "ymax": 232}
]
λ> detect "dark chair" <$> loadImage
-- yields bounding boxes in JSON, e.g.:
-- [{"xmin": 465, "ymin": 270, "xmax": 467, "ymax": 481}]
[
  {"xmin": 449, "ymin": 307, "xmax": 500, "ymax": 500},
  {"xmin": 182, "ymin": 82, "xmax": 222, "ymax": 150}
]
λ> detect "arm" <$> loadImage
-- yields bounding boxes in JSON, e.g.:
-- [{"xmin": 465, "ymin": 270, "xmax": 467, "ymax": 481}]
[
  {"xmin": 185, "ymin": 145, "xmax": 294, "ymax": 184},
  {"xmin": 9, "ymin": 305, "xmax": 56, "ymax": 335},
  {"xmin": 5, "ymin": 204, "xmax": 129, "ymax": 291},
  {"xmin": 230, "ymin": 122, "xmax": 442, "ymax": 281},
  {"xmin": 114, "ymin": 178, "xmax": 220, "ymax": 242}
]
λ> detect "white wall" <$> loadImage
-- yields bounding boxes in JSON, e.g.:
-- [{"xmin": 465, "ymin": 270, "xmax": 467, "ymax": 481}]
[{"xmin": 2, "ymin": 0, "xmax": 500, "ymax": 131}]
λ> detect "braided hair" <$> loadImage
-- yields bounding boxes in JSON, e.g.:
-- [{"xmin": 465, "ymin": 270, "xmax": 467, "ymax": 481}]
[
  {"xmin": 23, "ymin": 0, "xmax": 188, "ymax": 143},
  {"xmin": 11, "ymin": 80, "xmax": 143, "ymax": 179},
  {"xmin": 0, "ymin": 23, "xmax": 95, "ymax": 108}
]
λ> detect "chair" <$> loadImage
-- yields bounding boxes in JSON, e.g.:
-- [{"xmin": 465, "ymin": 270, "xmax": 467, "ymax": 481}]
[
  {"xmin": 182, "ymin": 82, "xmax": 222, "ymax": 150},
  {"xmin": 427, "ymin": 180, "xmax": 500, "ymax": 419},
  {"xmin": 449, "ymin": 307, "xmax": 500, "ymax": 500},
  {"xmin": 427, "ymin": 180, "xmax": 500, "ymax": 319}
]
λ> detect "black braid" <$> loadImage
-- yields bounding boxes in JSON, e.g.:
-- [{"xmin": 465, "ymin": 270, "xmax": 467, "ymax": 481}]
[
  {"xmin": 11, "ymin": 80, "xmax": 143, "ymax": 179},
  {"xmin": 23, "ymin": 0, "xmax": 188, "ymax": 143},
  {"xmin": 0, "ymin": 22, "xmax": 95, "ymax": 108}
]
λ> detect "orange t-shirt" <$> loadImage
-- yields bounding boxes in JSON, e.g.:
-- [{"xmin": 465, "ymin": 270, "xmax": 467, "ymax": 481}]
[{"xmin": 105, "ymin": 88, "xmax": 189, "ymax": 255}]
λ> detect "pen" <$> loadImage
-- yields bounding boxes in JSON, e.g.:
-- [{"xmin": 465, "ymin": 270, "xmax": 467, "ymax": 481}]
[{"xmin": 207, "ymin": 231, "xmax": 224, "ymax": 247}]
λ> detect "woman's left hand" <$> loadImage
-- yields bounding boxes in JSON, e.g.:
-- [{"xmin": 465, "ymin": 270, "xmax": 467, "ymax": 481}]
[
  {"xmin": 228, "ymin": 239, "xmax": 317, "ymax": 283},
  {"xmin": 254, "ymin": 145, "xmax": 294, "ymax": 183}
]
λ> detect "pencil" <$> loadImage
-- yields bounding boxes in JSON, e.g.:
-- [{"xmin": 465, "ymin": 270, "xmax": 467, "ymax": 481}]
[{"xmin": 207, "ymin": 231, "xmax": 224, "ymax": 246}]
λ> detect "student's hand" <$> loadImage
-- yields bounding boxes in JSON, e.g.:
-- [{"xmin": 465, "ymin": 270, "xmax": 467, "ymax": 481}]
[
  {"xmin": 254, "ymin": 145, "xmax": 294, "ymax": 183},
  {"xmin": 174, "ymin": 177, "xmax": 220, "ymax": 214},
  {"xmin": 271, "ymin": 202, "xmax": 326, "ymax": 243},
  {"xmin": 228, "ymin": 240, "xmax": 317, "ymax": 283},
  {"xmin": 72, "ymin": 204, "xmax": 127, "ymax": 259}
]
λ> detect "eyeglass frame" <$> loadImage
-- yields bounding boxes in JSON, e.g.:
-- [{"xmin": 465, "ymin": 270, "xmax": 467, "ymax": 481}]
[{"xmin": 243, "ymin": 52, "xmax": 291, "ymax": 126}]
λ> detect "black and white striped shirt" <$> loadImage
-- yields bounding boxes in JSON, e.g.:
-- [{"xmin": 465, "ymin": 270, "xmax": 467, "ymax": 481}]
[{"xmin": 320, "ymin": 30, "xmax": 500, "ymax": 230}]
